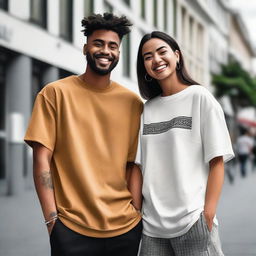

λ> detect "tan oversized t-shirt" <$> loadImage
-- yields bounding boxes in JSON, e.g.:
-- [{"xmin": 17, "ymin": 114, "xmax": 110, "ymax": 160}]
[{"xmin": 25, "ymin": 75, "xmax": 143, "ymax": 237}]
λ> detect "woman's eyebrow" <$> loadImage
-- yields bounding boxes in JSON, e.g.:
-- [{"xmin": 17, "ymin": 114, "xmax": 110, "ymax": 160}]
[{"xmin": 143, "ymin": 46, "xmax": 167, "ymax": 57}]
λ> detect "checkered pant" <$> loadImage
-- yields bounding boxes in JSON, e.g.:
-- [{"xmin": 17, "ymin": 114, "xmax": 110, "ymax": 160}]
[{"xmin": 139, "ymin": 214, "xmax": 224, "ymax": 256}]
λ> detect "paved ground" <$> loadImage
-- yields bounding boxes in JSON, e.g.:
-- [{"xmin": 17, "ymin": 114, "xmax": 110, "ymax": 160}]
[
  {"xmin": 0, "ymin": 163, "xmax": 256, "ymax": 256},
  {"xmin": 218, "ymin": 163, "xmax": 256, "ymax": 256}
]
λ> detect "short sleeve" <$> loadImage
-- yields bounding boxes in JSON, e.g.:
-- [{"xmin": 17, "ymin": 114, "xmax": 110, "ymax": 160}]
[
  {"xmin": 24, "ymin": 93, "xmax": 56, "ymax": 151},
  {"xmin": 135, "ymin": 115, "xmax": 143, "ymax": 167},
  {"xmin": 201, "ymin": 101, "xmax": 234, "ymax": 163},
  {"xmin": 127, "ymin": 100, "xmax": 143, "ymax": 162}
]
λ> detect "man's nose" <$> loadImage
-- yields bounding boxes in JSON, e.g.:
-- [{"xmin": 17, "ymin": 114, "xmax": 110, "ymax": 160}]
[{"xmin": 100, "ymin": 45, "xmax": 110, "ymax": 55}]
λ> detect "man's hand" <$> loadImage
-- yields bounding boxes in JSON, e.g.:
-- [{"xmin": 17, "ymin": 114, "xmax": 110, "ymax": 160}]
[{"xmin": 47, "ymin": 219, "xmax": 57, "ymax": 235}]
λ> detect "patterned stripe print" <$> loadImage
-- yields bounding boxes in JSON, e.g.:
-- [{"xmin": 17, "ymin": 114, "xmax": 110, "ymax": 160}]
[{"xmin": 143, "ymin": 116, "xmax": 192, "ymax": 135}]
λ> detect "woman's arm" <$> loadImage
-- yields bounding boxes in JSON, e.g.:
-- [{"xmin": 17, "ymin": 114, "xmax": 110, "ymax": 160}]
[
  {"xmin": 204, "ymin": 156, "xmax": 224, "ymax": 231},
  {"xmin": 126, "ymin": 163, "xmax": 143, "ymax": 211}
]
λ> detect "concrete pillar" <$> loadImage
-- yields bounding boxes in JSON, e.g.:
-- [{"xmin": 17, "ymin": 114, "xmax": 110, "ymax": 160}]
[
  {"xmin": 9, "ymin": 0, "xmax": 30, "ymax": 20},
  {"xmin": 47, "ymin": 0, "xmax": 60, "ymax": 36},
  {"xmin": 94, "ymin": 0, "xmax": 105, "ymax": 13},
  {"xmin": 167, "ymin": 0, "xmax": 174, "ymax": 35},
  {"xmin": 6, "ymin": 55, "xmax": 32, "ymax": 195},
  {"xmin": 157, "ymin": 0, "xmax": 164, "ymax": 31},
  {"xmin": 73, "ymin": 0, "xmax": 85, "ymax": 49},
  {"xmin": 42, "ymin": 66, "xmax": 59, "ymax": 85},
  {"xmin": 145, "ymin": 0, "xmax": 153, "ymax": 27}
]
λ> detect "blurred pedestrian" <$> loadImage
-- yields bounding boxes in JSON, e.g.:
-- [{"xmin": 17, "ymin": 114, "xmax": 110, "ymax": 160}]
[
  {"xmin": 237, "ymin": 128, "xmax": 254, "ymax": 177},
  {"xmin": 24, "ymin": 13, "xmax": 143, "ymax": 256},
  {"xmin": 134, "ymin": 31, "xmax": 234, "ymax": 256}
]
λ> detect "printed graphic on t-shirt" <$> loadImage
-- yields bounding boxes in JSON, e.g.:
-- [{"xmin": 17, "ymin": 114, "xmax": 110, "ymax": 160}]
[{"xmin": 143, "ymin": 116, "xmax": 192, "ymax": 135}]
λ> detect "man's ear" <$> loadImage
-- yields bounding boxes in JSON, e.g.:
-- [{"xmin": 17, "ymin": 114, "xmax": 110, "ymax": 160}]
[{"xmin": 83, "ymin": 44, "xmax": 87, "ymax": 55}]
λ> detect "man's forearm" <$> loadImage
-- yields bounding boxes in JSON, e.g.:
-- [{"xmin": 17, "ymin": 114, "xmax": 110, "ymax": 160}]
[
  {"xmin": 33, "ymin": 143, "xmax": 57, "ymax": 233},
  {"xmin": 33, "ymin": 169, "xmax": 57, "ymax": 221}
]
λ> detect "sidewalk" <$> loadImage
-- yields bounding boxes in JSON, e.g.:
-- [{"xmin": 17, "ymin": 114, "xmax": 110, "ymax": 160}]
[
  {"xmin": 0, "ymin": 165, "xmax": 256, "ymax": 256},
  {"xmin": 0, "ymin": 189, "xmax": 50, "ymax": 256},
  {"xmin": 218, "ymin": 164, "xmax": 256, "ymax": 256}
]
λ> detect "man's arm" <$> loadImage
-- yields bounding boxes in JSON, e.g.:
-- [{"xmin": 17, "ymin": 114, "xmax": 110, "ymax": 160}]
[
  {"xmin": 126, "ymin": 163, "xmax": 143, "ymax": 211},
  {"xmin": 33, "ymin": 142, "xmax": 57, "ymax": 234},
  {"xmin": 204, "ymin": 156, "xmax": 224, "ymax": 231}
]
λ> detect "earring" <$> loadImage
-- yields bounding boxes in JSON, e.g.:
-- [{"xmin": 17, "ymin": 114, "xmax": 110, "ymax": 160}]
[
  {"xmin": 145, "ymin": 73, "xmax": 152, "ymax": 82},
  {"xmin": 176, "ymin": 62, "xmax": 181, "ymax": 70}
]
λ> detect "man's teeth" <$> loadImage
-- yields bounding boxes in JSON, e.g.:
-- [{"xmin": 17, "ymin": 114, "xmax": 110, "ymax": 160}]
[
  {"xmin": 98, "ymin": 58, "xmax": 110, "ymax": 63},
  {"xmin": 155, "ymin": 65, "xmax": 167, "ymax": 71}
]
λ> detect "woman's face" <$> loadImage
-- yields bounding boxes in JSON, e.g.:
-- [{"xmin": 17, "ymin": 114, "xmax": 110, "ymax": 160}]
[{"xmin": 142, "ymin": 38, "xmax": 179, "ymax": 81}]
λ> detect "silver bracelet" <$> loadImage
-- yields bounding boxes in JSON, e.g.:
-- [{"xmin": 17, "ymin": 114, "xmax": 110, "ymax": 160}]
[{"xmin": 44, "ymin": 215, "xmax": 58, "ymax": 226}]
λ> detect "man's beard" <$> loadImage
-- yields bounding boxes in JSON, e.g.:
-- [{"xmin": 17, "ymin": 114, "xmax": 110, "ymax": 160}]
[{"xmin": 86, "ymin": 52, "xmax": 119, "ymax": 76}]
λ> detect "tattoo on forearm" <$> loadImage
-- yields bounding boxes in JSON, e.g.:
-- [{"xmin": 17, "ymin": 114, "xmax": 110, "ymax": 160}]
[
  {"xmin": 40, "ymin": 171, "xmax": 54, "ymax": 189},
  {"xmin": 49, "ymin": 211, "xmax": 57, "ymax": 218}
]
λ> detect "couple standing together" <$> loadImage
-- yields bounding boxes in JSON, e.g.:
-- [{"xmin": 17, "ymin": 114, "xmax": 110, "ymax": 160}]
[{"xmin": 25, "ymin": 13, "xmax": 234, "ymax": 256}]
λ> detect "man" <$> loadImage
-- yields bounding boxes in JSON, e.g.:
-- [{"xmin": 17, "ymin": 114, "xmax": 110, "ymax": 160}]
[
  {"xmin": 237, "ymin": 128, "xmax": 254, "ymax": 177},
  {"xmin": 25, "ymin": 13, "xmax": 143, "ymax": 256}
]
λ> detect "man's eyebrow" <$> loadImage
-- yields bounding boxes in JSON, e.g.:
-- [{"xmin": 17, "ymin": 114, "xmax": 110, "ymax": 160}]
[
  {"xmin": 143, "ymin": 46, "xmax": 167, "ymax": 57},
  {"xmin": 92, "ymin": 39, "xmax": 104, "ymax": 44},
  {"xmin": 93, "ymin": 39, "xmax": 119, "ymax": 47}
]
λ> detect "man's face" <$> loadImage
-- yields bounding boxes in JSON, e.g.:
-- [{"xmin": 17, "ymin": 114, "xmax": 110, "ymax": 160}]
[{"xmin": 85, "ymin": 30, "xmax": 121, "ymax": 75}]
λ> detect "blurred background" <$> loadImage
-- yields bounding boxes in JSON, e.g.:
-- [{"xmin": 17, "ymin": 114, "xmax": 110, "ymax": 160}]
[{"xmin": 0, "ymin": 0, "xmax": 256, "ymax": 255}]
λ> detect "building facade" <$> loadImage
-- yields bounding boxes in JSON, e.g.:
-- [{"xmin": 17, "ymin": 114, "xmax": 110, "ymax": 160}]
[
  {"xmin": 0, "ymin": 0, "xmax": 178, "ymax": 195},
  {"xmin": 0, "ymin": 0, "xmax": 255, "ymax": 195}
]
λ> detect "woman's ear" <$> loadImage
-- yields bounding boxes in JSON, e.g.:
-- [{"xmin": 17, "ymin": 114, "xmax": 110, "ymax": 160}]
[
  {"xmin": 83, "ymin": 44, "xmax": 87, "ymax": 55},
  {"xmin": 174, "ymin": 50, "xmax": 180, "ymax": 62}
]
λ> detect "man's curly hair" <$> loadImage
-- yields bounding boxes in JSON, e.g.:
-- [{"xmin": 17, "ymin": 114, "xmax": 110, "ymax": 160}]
[{"xmin": 81, "ymin": 13, "xmax": 132, "ymax": 40}]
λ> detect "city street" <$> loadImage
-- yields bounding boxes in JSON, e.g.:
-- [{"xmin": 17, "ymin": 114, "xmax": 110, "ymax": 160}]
[{"xmin": 0, "ymin": 164, "xmax": 256, "ymax": 256}]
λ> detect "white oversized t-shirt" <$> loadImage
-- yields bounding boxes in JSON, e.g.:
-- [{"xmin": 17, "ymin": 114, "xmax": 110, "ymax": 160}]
[{"xmin": 136, "ymin": 85, "xmax": 234, "ymax": 238}]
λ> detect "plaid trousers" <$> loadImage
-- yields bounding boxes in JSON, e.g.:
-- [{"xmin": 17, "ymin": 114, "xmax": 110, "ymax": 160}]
[{"xmin": 139, "ymin": 213, "xmax": 224, "ymax": 256}]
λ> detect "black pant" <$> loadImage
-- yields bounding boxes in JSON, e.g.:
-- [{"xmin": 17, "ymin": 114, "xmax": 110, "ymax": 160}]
[
  {"xmin": 238, "ymin": 154, "xmax": 248, "ymax": 177},
  {"xmin": 50, "ymin": 219, "xmax": 142, "ymax": 256}
]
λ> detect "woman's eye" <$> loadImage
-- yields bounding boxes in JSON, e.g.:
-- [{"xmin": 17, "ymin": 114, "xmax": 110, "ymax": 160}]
[
  {"xmin": 160, "ymin": 51, "xmax": 167, "ymax": 55},
  {"xmin": 144, "ymin": 56, "xmax": 152, "ymax": 61}
]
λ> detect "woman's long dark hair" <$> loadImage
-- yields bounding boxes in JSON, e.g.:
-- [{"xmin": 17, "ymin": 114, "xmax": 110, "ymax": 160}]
[{"xmin": 137, "ymin": 31, "xmax": 199, "ymax": 100}]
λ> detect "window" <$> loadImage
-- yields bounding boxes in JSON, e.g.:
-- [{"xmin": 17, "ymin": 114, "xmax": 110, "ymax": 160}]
[
  {"xmin": 0, "ymin": 49, "xmax": 6, "ymax": 179},
  {"xmin": 173, "ymin": 0, "xmax": 177, "ymax": 36},
  {"xmin": 122, "ymin": 34, "xmax": 130, "ymax": 77},
  {"xmin": 141, "ymin": 0, "xmax": 145, "ymax": 19},
  {"xmin": 163, "ymin": 0, "xmax": 168, "ymax": 31},
  {"xmin": 60, "ymin": 0, "xmax": 73, "ymax": 42},
  {"xmin": 123, "ymin": 0, "xmax": 130, "ymax": 6},
  {"xmin": 59, "ymin": 68, "xmax": 74, "ymax": 79},
  {"xmin": 31, "ymin": 59, "xmax": 48, "ymax": 105},
  {"xmin": 0, "ymin": 0, "xmax": 8, "ymax": 10},
  {"xmin": 84, "ymin": 0, "xmax": 94, "ymax": 17},
  {"xmin": 189, "ymin": 16, "xmax": 193, "ymax": 53},
  {"xmin": 30, "ymin": 0, "xmax": 47, "ymax": 28},
  {"xmin": 104, "ymin": 1, "xmax": 113, "ymax": 13},
  {"xmin": 153, "ymin": 0, "xmax": 157, "ymax": 27}
]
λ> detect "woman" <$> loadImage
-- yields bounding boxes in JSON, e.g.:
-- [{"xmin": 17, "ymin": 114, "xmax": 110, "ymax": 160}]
[{"xmin": 135, "ymin": 31, "xmax": 234, "ymax": 255}]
